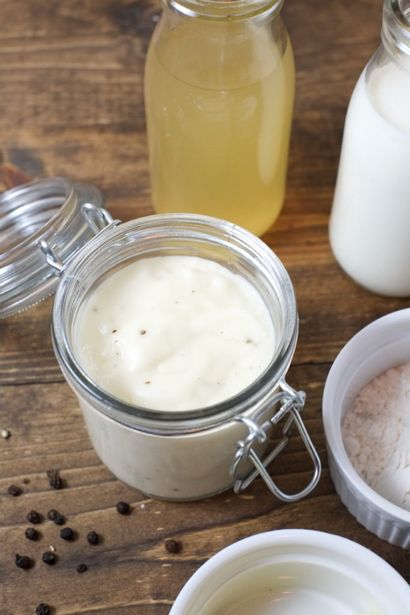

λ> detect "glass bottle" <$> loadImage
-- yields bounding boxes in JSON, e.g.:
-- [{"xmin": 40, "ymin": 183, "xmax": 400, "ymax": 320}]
[
  {"xmin": 330, "ymin": 0, "xmax": 410, "ymax": 297},
  {"xmin": 144, "ymin": 0, "xmax": 295, "ymax": 237}
]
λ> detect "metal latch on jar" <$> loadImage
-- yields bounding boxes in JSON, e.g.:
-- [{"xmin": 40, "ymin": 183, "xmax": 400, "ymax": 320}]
[
  {"xmin": 39, "ymin": 203, "xmax": 121, "ymax": 276},
  {"xmin": 230, "ymin": 380, "xmax": 321, "ymax": 502}
]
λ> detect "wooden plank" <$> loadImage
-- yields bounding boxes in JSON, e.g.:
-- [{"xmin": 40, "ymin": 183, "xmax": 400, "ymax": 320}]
[{"xmin": 1, "ymin": 0, "xmax": 409, "ymax": 613}]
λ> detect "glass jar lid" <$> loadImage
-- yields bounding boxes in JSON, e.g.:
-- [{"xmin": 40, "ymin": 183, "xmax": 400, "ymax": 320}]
[{"xmin": 0, "ymin": 177, "xmax": 114, "ymax": 318}]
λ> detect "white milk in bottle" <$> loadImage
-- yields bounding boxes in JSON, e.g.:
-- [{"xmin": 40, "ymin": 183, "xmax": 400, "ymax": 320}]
[{"xmin": 330, "ymin": 0, "xmax": 410, "ymax": 296}]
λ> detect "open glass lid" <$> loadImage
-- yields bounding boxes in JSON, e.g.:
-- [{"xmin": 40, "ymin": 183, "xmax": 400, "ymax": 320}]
[{"xmin": 0, "ymin": 177, "xmax": 115, "ymax": 318}]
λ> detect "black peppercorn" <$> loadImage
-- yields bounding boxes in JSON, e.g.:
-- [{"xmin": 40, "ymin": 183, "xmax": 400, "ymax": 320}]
[
  {"xmin": 87, "ymin": 531, "xmax": 99, "ymax": 545},
  {"xmin": 27, "ymin": 510, "xmax": 43, "ymax": 524},
  {"xmin": 54, "ymin": 512, "xmax": 65, "ymax": 526},
  {"xmin": 60, "ymin": 527, "xmax": 75, "ymax": 541},
  {"xmin": 8, "ymin": 484, "xmax": 22, "ymax": 496},
  {"xmin": 46, "ymin": 468, "xmax": 64, "ymax": 490},
  {"xmin": 165, "ymin": 538, "xmax": 182, "ymax": 554},
  {"xmin": 36, "ymin": 604, "xmax": 51, "ymax": 615},
  {"xmin": 76, "ymin": 563, "xmax": 88, "ymax": 573},
  {"xmin": 25, "ymin": 527, "xmax": 40, "ymax": 541},
  {"xmin": 116, "ymin": 501, "xmax": 131, "ymax": 515},
  {"xmin": 47, "ymin": 509, "xmax": 65, "ymax": 525},
  {"xmin": 15, "ymin": 553, "xmax": 33, "ymax": 569},
  {"xmin": 42, "ymin": 551, "xmax": 57, "ymax": 566}
]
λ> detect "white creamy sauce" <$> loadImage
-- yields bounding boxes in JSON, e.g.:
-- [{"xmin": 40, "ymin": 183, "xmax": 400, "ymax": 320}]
[
  {"xmin": 76, "ymin": 255, "xmax": 275, "ymax": 411},
  {"xmin": 330, "ymin": 62, "xmax": 410, "ymax": 296}
]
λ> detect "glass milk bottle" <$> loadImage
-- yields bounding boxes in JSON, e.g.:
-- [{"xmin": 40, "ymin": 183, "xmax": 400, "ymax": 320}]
[
  {"xmin": 330, "ymin": 0, "xmax": 410, "ymax": 297},
  {"xmin": 144, "ymin": 0, "xmax": 295, "ymax": 237}
]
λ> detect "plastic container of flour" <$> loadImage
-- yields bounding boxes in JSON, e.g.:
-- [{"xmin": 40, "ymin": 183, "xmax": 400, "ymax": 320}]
[
  {"xmin": 323, "ymin": 309, "xmax": 410, "ymax": 548},
  {"xmin": 169, "ymin": 530, "xmax": 410, "ymax": 614},
  {"xmin": 0, "ymin": 177, "xmax": 321, "ymax": 502}
]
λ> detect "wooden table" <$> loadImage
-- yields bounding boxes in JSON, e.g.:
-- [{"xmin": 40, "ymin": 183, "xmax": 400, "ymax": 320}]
[{"xmin": 0, "ymin": 1, "xmax": 408, "ymax": 613}]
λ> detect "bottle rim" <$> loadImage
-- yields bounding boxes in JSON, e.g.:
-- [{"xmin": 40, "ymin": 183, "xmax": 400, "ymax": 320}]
[
  {"xmin": 163, "ymin": 0, "xmax": 284, "ymax": 21},
  {"xmin": 382, "ymin": 0, "xmax": 410, "ymax": 59}
]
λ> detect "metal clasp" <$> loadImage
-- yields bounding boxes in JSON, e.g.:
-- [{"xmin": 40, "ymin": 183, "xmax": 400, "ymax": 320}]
[
  {"xmin": 38, "ymin": 205, "xmax": 121, "ymax": 276},
  {"xmin": 81, "ymin": 203, "xmax": 121, "ymax": 234},
  {"xmin": 39, "ymin": 240, "xmax": 65, "ymax": 276},
  {"xmin": 230, "ymin": 380, "xmax": 321, "ymax": 502}
]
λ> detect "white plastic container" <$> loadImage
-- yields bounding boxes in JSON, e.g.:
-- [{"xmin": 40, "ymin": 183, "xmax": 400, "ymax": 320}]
[
  {"xmin": 169, "ymin": 530, "xmax": 410, "ymax": 614},
  {"xmin": 330, "ymin": 0, "xmax": 410, "ymax": 297},
  {"xmin": 323, "ymin": 309, "xmax": 410, "ymax": 548}
]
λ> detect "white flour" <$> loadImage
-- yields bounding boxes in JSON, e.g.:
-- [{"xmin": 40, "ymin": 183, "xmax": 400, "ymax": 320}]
[{"xmin": 342, "ymin": 362, "xmax": 410, "ymax": 511}]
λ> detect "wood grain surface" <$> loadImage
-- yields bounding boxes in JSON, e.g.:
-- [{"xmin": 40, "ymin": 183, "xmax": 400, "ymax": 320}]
[{"xmin": 0, "ymin": 1, "xmax": 409, "ymax": 613}]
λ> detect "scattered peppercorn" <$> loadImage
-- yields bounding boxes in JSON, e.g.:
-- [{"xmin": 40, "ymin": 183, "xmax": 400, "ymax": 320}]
[
  {"xmin": 46, "ymin": 469, "xmax": 64, "ymax": 490},
  {"xmin": 54, "ymin": 512, "xmax": 65, "ymax": 525},
  {"xmin": 60, "ymin": 527, "xmax": 75, "ymax": 541},
  {"xmin": 76, "ymin": 563, "xmax": 88, "ymax": 573},
  {"xmin": 42, "ymin": 551, "xmax": 57, "ymax": 566},
  {"xmin": 15, "ymin": 553, "xmax": 33, "ymax": 569},
  {"xmin": 116, "ymin": 501, "xmax": 131, "ymax": 515},
  {"xmin": 25, "ymin": 527, "xmax": 40, "ymax": 541},
  {"xmin": 27, "ymin": 510, "xmax": 43, "ymax": 524},
  {"xmin": 1, "ymin": 428, "xmax": 11, "ymax": 439},
  {"xmin": 8, "ymin": 484, "xmax": 22, "ymax": 497},
  {"xmin": 23, "ymin": 477, "xmax": 30, "ymax": 484},
  {"xmin": 47, "ymin": 509, "xmax": 65, "ymax": 525},
  {"xmin": 36, "ymin": 604, "xmax": 51, "ymax": 615},
  {"xmin": 87, "ymin": 531, "xmax": 99, "ymax": 545},
  {"xmin": 165, "ymin": 538, "xmax": 182, "ymax": 554}
]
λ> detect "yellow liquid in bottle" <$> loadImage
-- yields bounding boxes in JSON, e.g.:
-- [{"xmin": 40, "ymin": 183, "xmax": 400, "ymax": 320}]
[{"xmin": 145, "ymin": 17, "xmax": 295, "ymax": 237}]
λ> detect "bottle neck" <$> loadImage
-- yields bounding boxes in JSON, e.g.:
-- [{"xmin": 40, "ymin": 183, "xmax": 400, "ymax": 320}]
[
  {"xmin": 382, "ymin": 0, "xmax": 410, "ymax": 66},
  {"xmin": 162, "ymin": 0, "xmax": 283, "ymax": 21}
]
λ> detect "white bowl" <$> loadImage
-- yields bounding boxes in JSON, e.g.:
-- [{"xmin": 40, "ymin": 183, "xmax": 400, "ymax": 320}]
[
  {"xmin": 169, "ymin": 529, "xmax": 410, "ymax": 614},
  {"xmin": 323, "ymin": 308, "xmax": 410, "ymax": 548}
]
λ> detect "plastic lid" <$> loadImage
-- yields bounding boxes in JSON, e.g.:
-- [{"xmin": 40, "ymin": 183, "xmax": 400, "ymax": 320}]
[{"xmin": 0, "ymin": 177, "xmax": 111, "ymax": 318}]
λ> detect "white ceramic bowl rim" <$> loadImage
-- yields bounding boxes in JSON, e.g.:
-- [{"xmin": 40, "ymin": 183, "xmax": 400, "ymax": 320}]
[
  {"xmin": 170, "ymin": 529, "xmax": 410, "ymax": 614},
  {"xmin": 323, "ymin": 308, "xmax": 410, "ymax": 523}
]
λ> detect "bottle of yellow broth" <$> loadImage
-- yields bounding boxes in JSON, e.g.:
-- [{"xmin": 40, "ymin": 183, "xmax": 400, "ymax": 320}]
[{"xmin": 144, "ymin": 0, "xmax": 295, "ymax": 237}]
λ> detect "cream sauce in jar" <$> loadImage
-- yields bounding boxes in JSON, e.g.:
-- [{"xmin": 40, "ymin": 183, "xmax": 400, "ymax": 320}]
[{"xmin": 76, "ymin": 255, "xmax": 275, "ymax": 411}]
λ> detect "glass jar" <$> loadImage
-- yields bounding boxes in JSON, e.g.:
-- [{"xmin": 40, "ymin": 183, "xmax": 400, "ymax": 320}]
[
  {"xmin": 52, "ymin": 213, "xmax": 320, "ymax": 501},
  {"xmin": 0, "ymin": 177, "xmax": 109, "ymax": 318},
  {"xmin": 330, "ymin": 0, "xmax": 410, "ymax": 297},
  {"xmin": 144, "ymin": 0, "xmax": 295, "ymax": 237}
]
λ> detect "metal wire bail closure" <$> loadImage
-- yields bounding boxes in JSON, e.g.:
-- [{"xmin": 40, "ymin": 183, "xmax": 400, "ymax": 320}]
[
  {"xmin": 231, "ymin": 380, "xmax": 321, "ymax": 502},
  {"xmin": 39, "ymin": 203, "xmax": 120, "ymax": 277}
]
